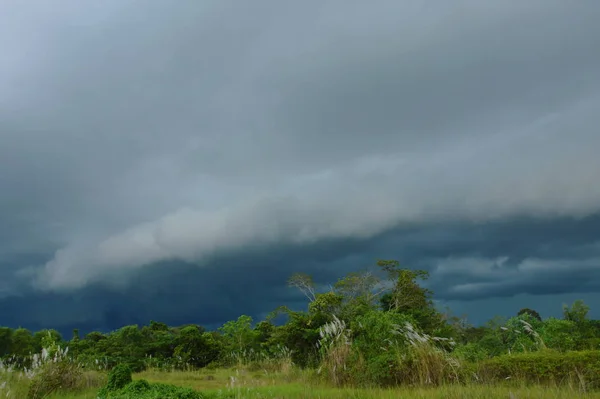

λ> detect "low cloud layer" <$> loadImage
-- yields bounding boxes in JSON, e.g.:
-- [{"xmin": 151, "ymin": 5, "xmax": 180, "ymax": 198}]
[{"xmin": 1, "ymin": 1, "xmax": 600, "ymax": 330}]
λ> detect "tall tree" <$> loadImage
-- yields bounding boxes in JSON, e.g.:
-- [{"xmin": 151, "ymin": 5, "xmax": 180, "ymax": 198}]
[
  {"xmin": 377, "ymin": 260, "xmax": 444, "ymax": 333},
  {"xmin": 563, "ymin": 300, "xmax": 589, "ymax": 324},
  {"xmin": 0, "ymin": 327, "xmax": 13, "ymax": 357},
  {"xmin": 11, "ymin": 328, "xmax": 35, "ymax": 357},
  {"xmin": 518, "ymin": 308, "xmax": 542, "ymax": 321},
  {"xmin": 219, "ymin": 315, "xmax": 257, "ymax": 354}
]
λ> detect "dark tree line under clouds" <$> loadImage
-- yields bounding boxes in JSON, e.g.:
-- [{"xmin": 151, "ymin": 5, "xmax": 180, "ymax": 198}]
[{"xmin": 1, "ymin": 260, "xmax": 600, "ymax": 384}]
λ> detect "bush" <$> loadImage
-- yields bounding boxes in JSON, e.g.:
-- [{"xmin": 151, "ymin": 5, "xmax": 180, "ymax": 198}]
[
  {"xmin": 99, "ymin": 378, "xmax": 206, "ymax": 399},
  {"xmin": 106, "ymin": 364, "xmax": 133, "ymax": 391},
  {"xmin": 317, "ymin": 315, "xmax": 353, "ymax": 387},
  {"xmin": 539, "ymin": 318, "xmax": 579, "ymax": 352},
  {"xmin": 477, "ymin": 350, "xmax": 600, "ymax": 389},
  {"xmin": 398, "ymin": 338, "xmax": 463, "ymax": 386},
  {"xmin": 350, "ymin": 310, "xmax": 415, "ymax": 386},
  {"xmin": 452, "ymin": 342, "xmax": 489, "ymax": 362},
  {"xmin": 26, "ymin": 359, "xmax": 83, "ymax": 399}
]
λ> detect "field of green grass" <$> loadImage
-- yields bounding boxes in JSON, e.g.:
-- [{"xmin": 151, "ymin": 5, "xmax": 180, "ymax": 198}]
[{"xmin": 10, "ymin": 367, "xmax": 597, "ymax": 399}]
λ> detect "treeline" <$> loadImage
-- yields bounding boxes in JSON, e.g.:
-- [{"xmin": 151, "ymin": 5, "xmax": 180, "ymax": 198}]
[{"xmin": 1, "ymin": 260, "xmax": 600, "ymax": 383}]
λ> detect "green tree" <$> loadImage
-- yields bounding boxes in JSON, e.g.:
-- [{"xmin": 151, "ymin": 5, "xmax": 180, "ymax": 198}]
[
  {"xmin": 174, "ymin": 325, "xmax": 221, "ymax": 368},
  {"xmin": 254, "ymin": 320, "xmax": 276, "ymax": 350},
  {"xmin": 0, "ymin": 327, "xmax": 13, "ymax": 357},
  {"xmin": 103, "ymin": 325, "xmax": 146, "ymax": 370},
  {"xmin": 377, "ymin": 260, "xmax": 432, "ymax": 313},
  {"xmin": 469, "ymin": 316, "xmax": 509, "ymax": 358},
  {"xmin": 563, "ymin": 300, "xmax": 589, "ymax": 324},
  {"xmin": 116, "ymin": 325, "xmax": 144, "ymax": 357},
  {"xmin": 502, "ymin": 314, "xmax": 544, "ymax": 353},
  {"xmin": 70, "ymin": 329, "xmax": 80, "ymax": 359},
  {"xmin": 333, "ymin": 270, "xmax": 383, "ymax": 320},
  {"xmin": 85, "ymin": 331, "xmax": 107, "ymax": 343},
  {"xmin": 148, "ymin": 320, "xmax": 169, "ymax": 332},
  {"xmin": 141, "ymin": 322, "xmax": 175, "ymax": 360},
  {"xmin": 540, "ymin": 318, "xmax": 579, "ymax": 352},
  {"xmin": 309, "ymin": 291, "xmax": 343, "ymax": 322},
  {"xmin": 270, "ymin": 310, "xmax": 321, "ymax": 367},
  {"xmin": 518, "ymin": 308, "xmax": 542, "ymax": 322},
  {"xmin": 33, "ymin": 329, "xmax": 63, "ymax": 353},
  {"xmin": 351, "ymin": 310, "xmax": 416, "ymax": 385},
  {"xmin": 11, "ymin": 327, "xmax": 35, "ymax": 357},
  {"xmin": 219, "ymin": 315, "xmax": 257, "ymax": 354},
  {"xmin": 378, "ymin": 261, "xmax": 444, "ymax": 334}
]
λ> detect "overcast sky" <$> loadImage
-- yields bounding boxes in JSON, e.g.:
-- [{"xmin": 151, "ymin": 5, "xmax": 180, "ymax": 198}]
[{"xmin": 1, "ymin": 0, "xmax": 600, "ymax": 334}]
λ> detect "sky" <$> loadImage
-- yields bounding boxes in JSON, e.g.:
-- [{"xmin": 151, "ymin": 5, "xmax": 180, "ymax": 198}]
[{"xmin": 1, "ymin": 0, "xmax": 600, "ymax": 335}]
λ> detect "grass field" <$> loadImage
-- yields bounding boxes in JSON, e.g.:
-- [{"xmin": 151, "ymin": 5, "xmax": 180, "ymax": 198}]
[{"xmin": 16, "ymin": 367, "xmax": 600, "ymax": 399}]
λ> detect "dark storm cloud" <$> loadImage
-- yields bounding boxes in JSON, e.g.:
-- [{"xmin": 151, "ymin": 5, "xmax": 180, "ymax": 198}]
[
  {"xmin": 4, "ymin": 214, "xmax": 600, "ymax": 332},
  {"xmin": 1, "ymin": 1, "xmax": 600, "ymax": 329}
]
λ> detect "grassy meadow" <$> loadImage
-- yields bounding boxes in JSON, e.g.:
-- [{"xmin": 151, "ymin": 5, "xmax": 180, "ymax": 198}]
[{"xmin": 4, "ymin": 366, "xmax": 600, "ymax": 399}]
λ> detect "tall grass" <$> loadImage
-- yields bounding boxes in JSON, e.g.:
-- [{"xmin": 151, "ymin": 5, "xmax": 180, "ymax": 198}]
[
  {"xmin": 315, "ymin": 316, "xmax": 464, "ymax": 388},
  {"xmin": 393, "ymin": 322, "xmax": 461, "ymax": 386},
  {"xmin": 0, "ymin": 341, "xmax": 105, "ymax": 399},
  {"xmin": 130, "ymin": 369, "xmax": 600, "ymax": 399},
  {"xmin": 316, "ymin": 315, "xmax": 353, "ymax": 386}
]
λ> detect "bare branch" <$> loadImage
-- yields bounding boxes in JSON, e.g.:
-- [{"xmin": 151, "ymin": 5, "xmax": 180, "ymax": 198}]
[{"xmin": 287, "ymin": 272, "xmax": 317, "ymax": 302}]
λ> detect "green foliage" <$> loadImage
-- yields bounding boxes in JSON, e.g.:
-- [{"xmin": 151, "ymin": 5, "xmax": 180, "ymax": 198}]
[
  {"xmin": 478, "ymin": 350, "xmax": 600, "ymax": 388},
  {"xmin": 0, "ymin": 327, "xmax": 13, "ymax": 357},
  {"xmin": 352, "ymin": 311, "xmax": 414, "ymax": 357},
  {"xmin": 381, "ymin": 268, "xmax": 432, "ymax": 313},
  {"xmin": 452, "ymin": 342, "xmax": 488, "ymax": 362},
  {"xmin": 24, "ymin": 343, "xmax": 96, "ymax": 399},
  {"xmin": 518, "ymin": 308, "xmax": 542, "ymax": 321},
  {"xmin": 350, "ymin": 311, "xmax": 415, "ymax": 385},
  {"xmin": 378, "ymin": 264, "xmax": 446, "ymax": 335},
  {"xmin": 333, "ymin": 270, "xmax": 381, "ymax": 320},
  {"xmin": 11, "ymin": 328, "xmax": 35, "ymax": 358},
  {"xmin": 563, "ymin": 300, "xmax": 590, "ymax": 324},
  {"xmin": 540, "ymin": 318, "xmax": 579, "ymax": 352},
  {"xmin": 317, "ymin": 315, "xmax": 354, "ymax": 387},
  {"xmin": 2, "ymin": 258, "xmax": 600, "ymax": 393},
  {"xmin": 270, "ymin": 311, "xmax": 321, "ymax": 368},
  {"xmin": 99, "ymin": 378, "xmax": 205, "ymax": 399},
  {"xmin": 174, "ymin": 327, "xmax": 222, "ymax": 369},
  {"xmin": 141, "ymin": 323, "xmax": 175, "ymax": 360},
  {"xmin": 33, "ymin": 329, "xmax": 63, "ymax": 353},
  {"xmin": 26, "ymin": 359, "xmax": 83, "ymax": 399},
  {"xmin": 309, "ymin": 292, "xmax": 343, "ymax": 321},
  {"xmin": 502, "ymin": 314, "xmax": 545, "ymax": 353},
  {"xmin": 106, "ymin": 364, "xmax": 133, "ymax": 391}
]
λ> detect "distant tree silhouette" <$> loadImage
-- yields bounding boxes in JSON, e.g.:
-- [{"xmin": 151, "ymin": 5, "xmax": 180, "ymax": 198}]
[{"xmin": 517, "ymin": 308, "xmax": 542, "ymax": 321}]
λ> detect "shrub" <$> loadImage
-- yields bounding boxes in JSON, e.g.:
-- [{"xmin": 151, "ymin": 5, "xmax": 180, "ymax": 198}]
[
  {"xmin": 477, "ymin": 350, "xmax": 600, "ymax": 390},
  {"xmin": 121, "ymin": 379, "xmax": 151, "ymax": 394},
  {"xmin": 26, "ymin": 360, "xmax": 83, "ymax": 399},
  {"xmin": 317, "ymin": 315, "xmax": 353, "ymax": 386},
  {"xmin": 106, "ymin": 363, "xmax": 133, "ymax": 391},
  {"xmin": 24, "ymin": 342, "xmax": 92, "ymax": 399},
  {"xmin": 540, "ymin": 318, "xmax": 579, "ymax": 352},
  {"xmin": 452, "ymin": 342, "xmax": 489, "ymax": 362},
  {"xmin": 348, "ymin": 313, "xmax": 464, "ymax": 387},
  {"xmin": 99, "ymin": 378, "xmax": 205, "ymax": 399},
  {"xmin": 350, "ymin": 311, "xmax": 415, "ymax": 386},
  {"xmin": 394, "ymin": 322, "xmax": 462, "ymax": 386},
  {"xmin": 497, "ymin": 315, "xmax": 546, "ymax": 354}
]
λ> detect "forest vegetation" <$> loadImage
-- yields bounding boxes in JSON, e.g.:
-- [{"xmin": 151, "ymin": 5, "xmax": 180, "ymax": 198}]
[{"xmin": 1, "ymin": 260, "xmax": 600, "ymax": 398}]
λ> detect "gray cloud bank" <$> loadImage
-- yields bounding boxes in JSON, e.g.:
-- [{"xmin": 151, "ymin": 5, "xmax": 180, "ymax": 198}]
[{"xmin": 1, "ymin": 1, "xmax": 600, "ymax": 329}]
